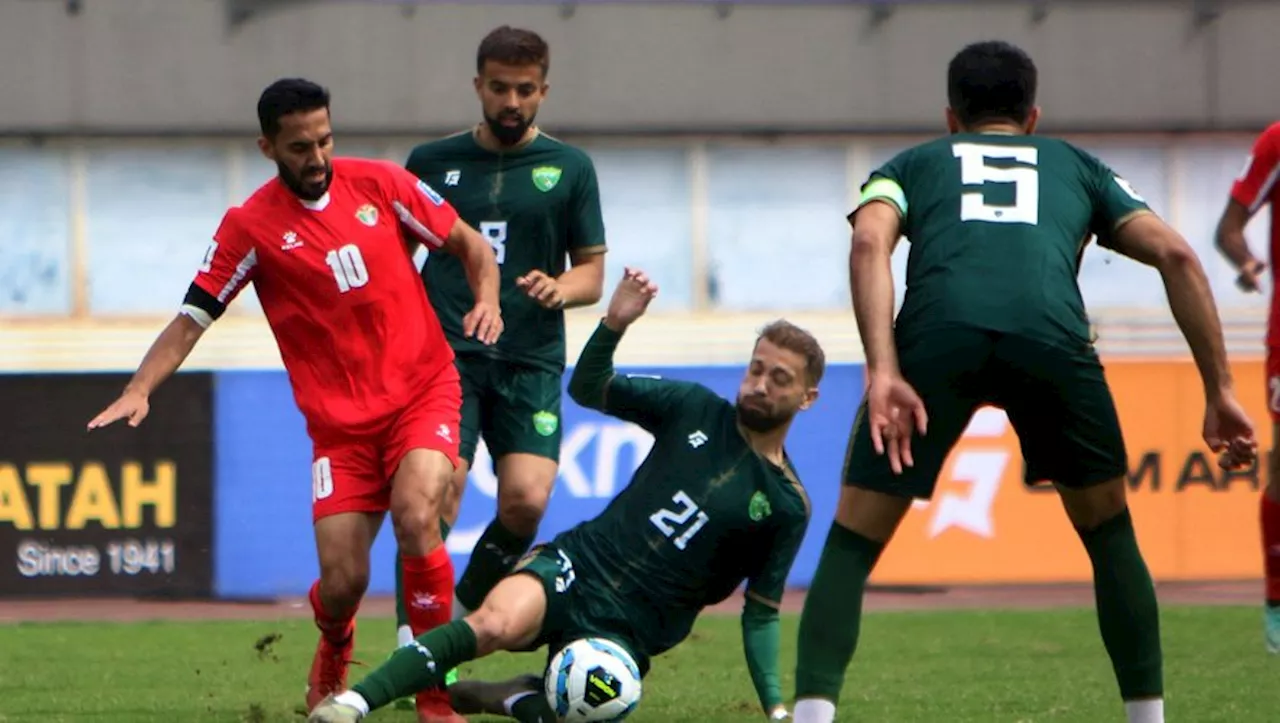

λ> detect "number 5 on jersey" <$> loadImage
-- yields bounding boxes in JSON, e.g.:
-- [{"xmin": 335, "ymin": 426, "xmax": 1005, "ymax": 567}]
[
  {"xmin": 650, "ymin": 491, "xmax": 710, "ymax": 550},
  {"xmin": 953, "ymin": 142, "xmax": 1039, "ymax": 225},
  {"xmin": 326, "ymin": 243, "xmax": 370, "ymax": 293}
]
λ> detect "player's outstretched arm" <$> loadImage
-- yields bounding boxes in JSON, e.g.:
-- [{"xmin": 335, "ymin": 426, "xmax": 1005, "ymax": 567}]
[
  {"xmin": 442, "ymin": 218, "xmax": 503, "ymax": 345},
  {"xmin": 849, "ymin": 200, "xmax": 902, "ymax": 378},
  {"xmin": 566, "ymin": 267, "xmax": 657, "ymax": 410},
  {"xmin": 1214, "ymin": 199, "xmax": 1266, "ymax": 292},
  {"xmin": 87, "ymin": 313, "xmax": 206, "ymax": 430},
  {"xmin": 741, "ymin": 597, "xmax": 788, "ymax": 720}
]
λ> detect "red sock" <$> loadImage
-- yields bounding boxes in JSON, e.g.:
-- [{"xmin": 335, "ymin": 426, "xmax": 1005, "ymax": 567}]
[
  {"xmin": 402, "ymin": 545, "xmax": 455, "ymax": 638},
  {"xmin": 308, "ymin": 579, "xmax": 356, "ymax": 644},
  {"xmin": 1263, "ymin": 495, "xmax": 1280, "ymax": 604}
]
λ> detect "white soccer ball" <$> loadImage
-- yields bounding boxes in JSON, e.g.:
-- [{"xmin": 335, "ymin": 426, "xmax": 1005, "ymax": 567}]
[{"xmin": 544, "ymin": 637, "xmax": 642, "ymax": 722}]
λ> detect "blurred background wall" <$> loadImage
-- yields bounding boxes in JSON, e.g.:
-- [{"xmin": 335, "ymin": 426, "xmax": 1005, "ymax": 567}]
[{"xmin": 0, "ymin": 0, "xmax": 1273, "ymax": 599}]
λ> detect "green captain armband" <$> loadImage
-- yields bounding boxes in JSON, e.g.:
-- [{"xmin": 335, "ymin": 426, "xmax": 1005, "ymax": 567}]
[{"xmin": 858, "ymin": 177, "xmax": 907, "ymax": 217}]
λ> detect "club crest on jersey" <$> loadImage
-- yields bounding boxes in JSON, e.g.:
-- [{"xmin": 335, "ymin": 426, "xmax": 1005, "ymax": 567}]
[
  {"xmin": 531, "ymin": 166, "xmax": 562, "ymax": 192},
  {"xmin": 748, "ymin": 491, "xmax": 772, "ymax": 521},
  {"xmin": 416, "ymin": 179, "xmax": 445, "ymax": 206},
  {"xmin": 355, "ymin": 204, "xmax": 379, "ymax": 226}
]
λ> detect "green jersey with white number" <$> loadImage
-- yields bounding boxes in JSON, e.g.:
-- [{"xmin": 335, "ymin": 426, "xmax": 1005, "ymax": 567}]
[
  {"xmin": 406, "ymin": 130, "xmax": 607, "ymax": 374},
  {"xmin": 559, "ymin": 323, "xmax": 811, "ymax": 659},
  {"xmin": 861, "ymin": 133, "xmax": 1151, "ymax": 350}
]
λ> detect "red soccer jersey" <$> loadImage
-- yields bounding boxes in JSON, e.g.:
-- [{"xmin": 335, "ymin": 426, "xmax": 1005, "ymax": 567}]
[
  {"xmin": 187, "ymin": 157, "xmax": 460, "ymax": 440},
  {"xmin": 1231, "ymin": 121, "xmax": 1280, "ymax": 347}
]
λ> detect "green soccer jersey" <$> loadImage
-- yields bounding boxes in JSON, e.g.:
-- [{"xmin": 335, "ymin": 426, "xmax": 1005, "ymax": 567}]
[
  {"xmin": 861, "ymin": 132, "xmax": 1152, "ymax": 350},
  {"xmin": 406, "ymin": 130, "xmax": 607, "ymax": 373},
  {"xmin": 561, "ymin": 323, "xmax": 812, "ymax": 659}
]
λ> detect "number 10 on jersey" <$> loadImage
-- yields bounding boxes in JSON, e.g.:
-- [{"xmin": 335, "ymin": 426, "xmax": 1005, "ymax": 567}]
[
  {"xmin": 650, "ymin": 491, "xmax": 710, "ymax": 550},
  {"xmin": 326, "ymin": 244, "xmax": 370, "ymax": 293}
]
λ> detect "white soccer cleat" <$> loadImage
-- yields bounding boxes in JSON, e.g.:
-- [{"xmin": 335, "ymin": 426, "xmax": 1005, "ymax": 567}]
[
  {"xmin": 307, "ymin": 694, "xmax": 364, "ymax": 723},
  {"xmin": 1265, "ymin": 605, "xmax": 1280, "ymax": 654}
]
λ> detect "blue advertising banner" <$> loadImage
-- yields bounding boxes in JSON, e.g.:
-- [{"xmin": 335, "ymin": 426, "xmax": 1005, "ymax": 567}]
[{"xmin": 213, "ymin": 364, "xmax": 864, "ymax": 599}]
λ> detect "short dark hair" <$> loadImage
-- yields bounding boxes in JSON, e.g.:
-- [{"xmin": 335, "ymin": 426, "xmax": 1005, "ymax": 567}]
[
  {"xmin": 947, "ymin": 40, "xmax": 1037, "ymax": 127},
  {"xmin": 257, "ymin": 78, "xmax": 330, "ymax": 138},
  {"xmin": 476, "ymin": 26, "xmax": 550, "ymax": 76},
  {"xmin": 757, "ymin": 320, "xmax": 826, "ymax": 387}
]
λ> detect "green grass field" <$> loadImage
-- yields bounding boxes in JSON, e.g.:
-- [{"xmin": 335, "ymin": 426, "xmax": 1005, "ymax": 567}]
[{"xmin": 0, "ymin": 606, "xmax": 1273, "ymax": 723}]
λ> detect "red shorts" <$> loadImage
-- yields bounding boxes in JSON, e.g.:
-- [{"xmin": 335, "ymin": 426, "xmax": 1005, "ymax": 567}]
[
  {"xmin": 310, "ymin": 363, "xmax": 462, "ymax": 521},
  {"xmin": 1268, "ymin": 348, "xmax": 1280, "ymax": 424}
]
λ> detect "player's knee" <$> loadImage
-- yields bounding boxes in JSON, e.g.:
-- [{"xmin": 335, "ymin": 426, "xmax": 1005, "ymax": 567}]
[
  {"xmin": 1057, "ymin": 477, "xmax": 1128, "ymax": 531},
  {"xmin": 497, "ymin": 494, "xmax": 547, "ymax": 537},
  {"xmin": 465, "ymin": 608, "xmax": 520, "ymax": 655},
  {"xmin": 318, "ymin": 557, "xmax": 369, "ymax": 610},
  {"xmin": 391, "ymin": 501, "xmax": 441, "ymax": 551}
]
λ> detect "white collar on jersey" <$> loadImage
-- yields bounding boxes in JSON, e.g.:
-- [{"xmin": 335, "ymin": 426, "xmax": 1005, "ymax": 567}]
[{"xmin": 298, "ymin": 192, "xmax": 332, "ymax": 212}]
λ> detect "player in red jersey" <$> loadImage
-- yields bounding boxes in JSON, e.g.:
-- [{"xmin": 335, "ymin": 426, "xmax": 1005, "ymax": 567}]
[
  {"xmin": 87, "ymin": 78, "xmax": 502, "ymax": 721},
  {"xmin": 1214, "ymin": 119, "xmax": 1280, "ymax": 654}
]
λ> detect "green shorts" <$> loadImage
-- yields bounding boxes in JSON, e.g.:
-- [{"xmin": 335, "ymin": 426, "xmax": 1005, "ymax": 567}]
[
  {"xmin": 455, "ymin": 354, "xmax": 563, "ymax": 468},
  {"xmin": 509, "ymin": 542, "xmax": 650, "ymax": 677},
  {"xmin": 843, "ymin": 328, "xmax": 1127, "ymax": 499}
]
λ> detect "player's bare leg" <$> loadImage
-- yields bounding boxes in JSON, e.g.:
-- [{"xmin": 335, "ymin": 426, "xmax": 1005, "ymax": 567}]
[
  {"xmin": 454, "ymin": 454, "xmax": 556, "ymax": 619},
  {"xmin": 794, "ymin": 486, "xmax": 911, "ymax": 723},
  {"xmin": 308, "ymin": 511, "xmax": 382, "ymax": 710},
  {"xmin": 451, "ymin": 673, "xmax": 558, "ymax": 722},
  {"xmin": 1058, "ymin": 477, "xmax": 1164, "ymax": 723},
  {"xmin": 309, "ymin": 573, "xmax": 548, "ymax": 723},
  {"xmin": 390, "ymin": 448, "xmax": 462, "ymax": 722},
  {"xmin": 1263, "ymin": 425, "xmax": 1280, "ymax": 653}
]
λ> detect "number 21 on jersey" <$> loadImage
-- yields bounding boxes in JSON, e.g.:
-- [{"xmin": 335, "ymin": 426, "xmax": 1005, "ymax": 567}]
[
  {"xmin": 650, "ymin": 491, "xmax": 710, "ymax": 550},
  {"xmin": 953, "ymin": 142, "xmax": 1039, "ymax": 225},
  {"xmin": 325, "ymin": 244, "xmax": 370, "ymax": 293}
]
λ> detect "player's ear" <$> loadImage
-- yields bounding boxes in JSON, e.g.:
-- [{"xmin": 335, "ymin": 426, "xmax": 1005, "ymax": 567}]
[
  {"xmin": 799, "ymin": 387, "xmax": 818, "ymax": 412},
  {"xmin": 256, "ymin": 136, "xmax": 276, "ymax": 162},
  {"xmin": 1024, "ymin": 106, "xmax": 1041, "ymax": 135},
  {"xmin": 944, "ymin": 108, "xmax": 961, "ymax": 134},
  {"xmin": 473, "ymin": 75, "xmax": 484, "ymax": 98}
]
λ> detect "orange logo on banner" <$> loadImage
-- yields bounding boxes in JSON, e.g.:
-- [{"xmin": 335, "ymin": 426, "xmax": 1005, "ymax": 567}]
[{"xmin": 872, "ymin": 359, "xmax": 1272, "ymax": 585}]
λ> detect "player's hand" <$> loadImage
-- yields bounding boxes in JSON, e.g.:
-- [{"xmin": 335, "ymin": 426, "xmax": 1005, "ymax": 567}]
[
  {"xmin": 463, "ymin": 301, "xmax": 503, "ymax": 345},
  {"xmin": 865, "ymin": 371, "xmax": 928, "ymax": 475},
  {"xmin": 1236, "ymin": 259, "xmax": 1266, "ymax": 293},
  {"xmin": 515, "ymin": 269, "xmax": 565, "ymax": 310},
  {"xmin": 1203, "ymin": 389, "xmax": 1258, "ymax": 470},
  {"xmin": 603, "ymin": 267, "xmax": 658, "ymax": 331},
  {"xmin": 87, "ymin": 389, "xmax": 150, "ymax": 431}
]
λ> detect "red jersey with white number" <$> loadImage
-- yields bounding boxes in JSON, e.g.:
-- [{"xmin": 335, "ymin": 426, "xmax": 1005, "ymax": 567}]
[
  {"xmin": 1231, "ymin": 121, "xmax": 1280, "ymax": 347},
  {"xmin": 191, "ymin": 158, "xmax": 459, "ymax": 440}
]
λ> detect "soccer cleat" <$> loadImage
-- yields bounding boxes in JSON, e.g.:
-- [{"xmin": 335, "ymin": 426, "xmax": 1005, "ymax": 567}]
[
  {"xmin": 306, "ymin": 622, "xmax": 356, "ymax": 712},
  {"xmin": 449, "ymin": 673, "xmax": 543, "ymax": 716},
  {"xmin": 1266, "ymin": 604, "xmax": 1280, "ymax": 654},
  {"xmin": 415, "ymin": 686, "xmax": 468, "ymax": 723},
  {"xmin": 306, "ymin": 694, "xmax": 364, "ymax": 723}
]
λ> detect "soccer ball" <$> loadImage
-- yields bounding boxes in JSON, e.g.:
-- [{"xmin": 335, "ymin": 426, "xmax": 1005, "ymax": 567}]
[{"xmin": 545, "ymin": 637, "xmax": 642, "ymax": 722}]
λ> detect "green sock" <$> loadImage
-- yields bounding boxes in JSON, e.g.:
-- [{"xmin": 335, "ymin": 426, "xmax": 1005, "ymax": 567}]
[
  {"xmin": 510, "ymin": 691, "xmax": 558, "ymax": 723},
  {"xmin": 1076, "ymin": 508, "xmax": 1163, "ymax": 700},
  {"xmin": 395, "ymin": 517, "xmax": 452, "ymax": 631},
  {"xmin": 354, "ymin": 620, "xmax": 478, "ymax": 711},
  {"xmin": 794, "ymin": 522, "xmax": 885, "ymax": 704},
  {"xmin": 455, "ymin": 518, "xmax": 534, "ymax": 611}
]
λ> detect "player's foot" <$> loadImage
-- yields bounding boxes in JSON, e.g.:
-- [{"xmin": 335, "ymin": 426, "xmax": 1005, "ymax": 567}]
[
  {"xmin": 1265, "ymin": 603, "xmax": 1280, "ymax": 654},
  {"xmin": 306, "ymin": 623, "xmax": 356, "ymax": 711},
  {"xmin": 306, "ymin": 694, "xmax": 364, "ymax": 723},
  {"xmin": 416, "ymin": 687, "xmax": 467, "ymax": 723},
  {"xmin": 450, "ymin": 673, "xmax": 543, "ymax": 716}
]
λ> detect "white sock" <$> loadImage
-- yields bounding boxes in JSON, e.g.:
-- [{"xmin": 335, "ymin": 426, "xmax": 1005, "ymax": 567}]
[
  {"xmin": 333, "ymin": 690, "xmax": 370, "ymax": 716},
  {"xmin": 452, "ymin": 593, "xmax": 472, "ymax": 622},
  {"xmin": 396, "ymin": 624, "xmax": 414, "ymax": 648},
  {"xmin": 793, "ymin": 698, "xmax": 837, "ymax": 723},
  {"xmin": 1125, "ymin": 698, "xmax": 1164, "ymax": 723}
]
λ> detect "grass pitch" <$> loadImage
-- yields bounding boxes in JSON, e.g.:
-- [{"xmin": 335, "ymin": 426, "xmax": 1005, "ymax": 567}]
[{"xmin": 0, "ymin": 606, "xmax": 1273, "ymax": 722}]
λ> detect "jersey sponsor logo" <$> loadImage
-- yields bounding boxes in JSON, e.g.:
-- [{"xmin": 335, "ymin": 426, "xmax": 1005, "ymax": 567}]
[
  {"xmin": 533, "ymin": 410, "xmax": 559, "ymax": 437},
  {"xmin": 416, "ymin": 179, "xmax": 445, "ymax": 206},
  {"xmin": 436, "ymin": 424, "xmax": 453, "ymax": 444},
  {"xmin": 444, "ymin": 170, "xmax": 461, "ymax": 187},
  {"xmin": 532, "ymin": 166, "xmax": 563, "ymax": 192},
  {"xmin": 280, "ymin": 231, "xmax": 303, "ymax": 251},
  {"xmin": 687, "ymin": 430, "xmax": 708, "ymax": 448},
  {"xmin": 747, "ymin": 490, "xmax": 772, "ymax": 521},
  {"xmin": 355, "ymin": 204, "xmax": 379, "ymax": 227},
  {"xmin": 1113, "ymin": 176, "xmax": 1146, "ymax": 203}
]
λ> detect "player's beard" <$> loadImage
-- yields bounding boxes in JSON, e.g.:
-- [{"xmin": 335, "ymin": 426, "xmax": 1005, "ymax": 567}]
[
  {"xmin": 736, "ymin": 395, "xmax": 794, "ymax": 433},
  {"xmin": 279, "ymin": 160, "xmax": 333, "ymax": 201},
  {"xmin": 484, "ymin": 109, "xmax": 535, "ymax": 147}
]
